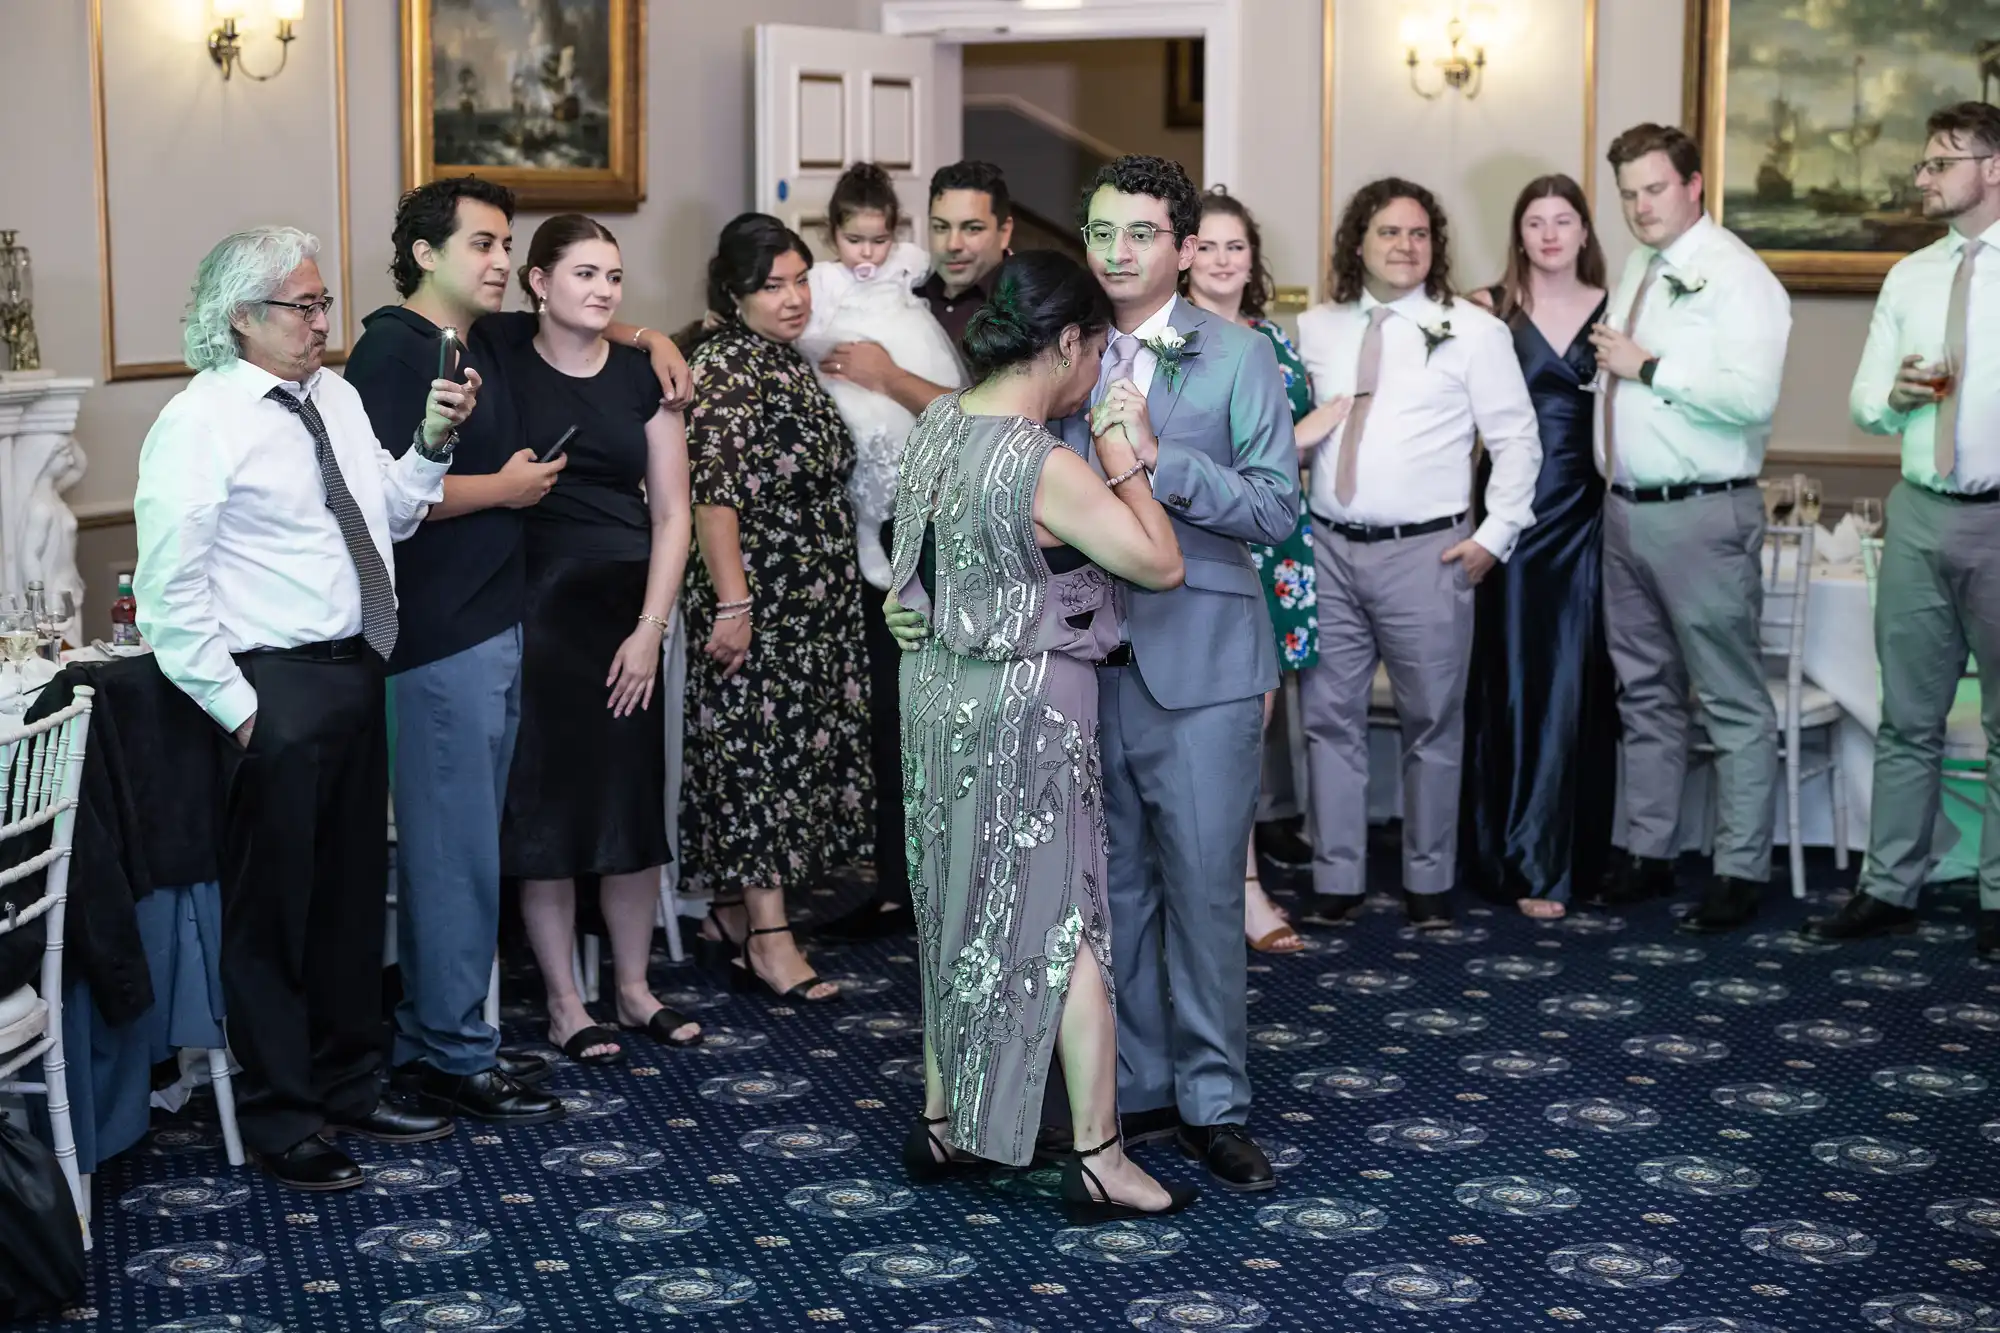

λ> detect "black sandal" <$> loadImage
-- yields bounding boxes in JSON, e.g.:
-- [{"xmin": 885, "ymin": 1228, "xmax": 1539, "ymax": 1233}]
[
  {"xmin": 730, "ymin": 925, "xmax": 841, "ymax": 1003},
  {"xmin": 1061, "ymin": 1133, "xmax": 1198, "ymax": 1225},
  {"xmin": 555, "ymin": 1023, "xmax": 626, "ymax": 1066},
  {"xmin": 694, "ymin": 899, "xmax": 746, "ymax": 969},
  {"xmin": 903, "ymin": 1114, "xmax": 984, "ymax": 1185},
  {"xmin": 622, "ymin": 1005, "xmax": 703, "ymax": 1048}
]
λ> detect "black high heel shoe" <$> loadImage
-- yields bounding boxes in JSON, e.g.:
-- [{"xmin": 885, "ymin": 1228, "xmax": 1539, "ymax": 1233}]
[
  {"xmin": 729, "ymin": 925, "xmax": 840, "ymax": 1003},
  {"xmin": 1061, "ymin": 1134, "xmax": 1199, "ymax": 1225},
  {"xmin": 903, "ymin": 1114, "xmax": 984, "ymax": 1185},
  {"xmin": 694, "ymin": 901, "xmax": 745, "ymax": 969}
]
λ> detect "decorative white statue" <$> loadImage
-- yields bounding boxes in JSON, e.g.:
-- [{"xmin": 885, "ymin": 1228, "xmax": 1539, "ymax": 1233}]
[{"xmin": 0, "ymin": 377, "xmax": 91, "ymax": 647}]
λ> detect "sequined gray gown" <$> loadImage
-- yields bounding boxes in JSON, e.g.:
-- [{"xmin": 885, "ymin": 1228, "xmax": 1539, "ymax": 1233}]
[{"xmin": 891, "ymin": 396, "xmax": 1123, "ymax": 1167}]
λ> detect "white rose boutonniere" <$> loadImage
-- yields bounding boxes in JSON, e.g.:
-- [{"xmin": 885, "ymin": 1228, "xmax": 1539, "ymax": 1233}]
[
  {"xmin": 1419, "ymin": 320, "xmax": 1455, "ymax": 362},
  {"xmin": 1143, "ymin": 325, "xmax": 1201, "ymax": 388},
  {"xmin": 1662, "ymin": 272, "xmax": 1707, "ymax": 304}
]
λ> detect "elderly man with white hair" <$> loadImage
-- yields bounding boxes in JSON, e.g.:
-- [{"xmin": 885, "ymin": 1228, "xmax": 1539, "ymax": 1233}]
[{"xmin": 135, "ymin": 226, "xmax": 478, "ymax": 1191}]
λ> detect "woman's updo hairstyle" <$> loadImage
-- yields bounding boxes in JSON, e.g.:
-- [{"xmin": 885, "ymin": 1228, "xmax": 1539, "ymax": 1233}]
[
  {"xmin": 960, "ymin": 250, "xmax": 1112, "ymax": 381},
  {"xmin": 827, "ymin": 161, "xmax": 901, "ymax": 234},
  {"xmin": 693, "ymin": 212, "xmax": 814, "ymax": 349},
  {"xmin": 519, "ymin": 213, "xmax": 618, "ymax": 301}
]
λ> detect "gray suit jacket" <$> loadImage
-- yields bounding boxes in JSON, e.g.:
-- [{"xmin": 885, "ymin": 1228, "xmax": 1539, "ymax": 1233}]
[{"xmin": 1056, "ymin": 296, "xmax": 1300, "ymax": 710}]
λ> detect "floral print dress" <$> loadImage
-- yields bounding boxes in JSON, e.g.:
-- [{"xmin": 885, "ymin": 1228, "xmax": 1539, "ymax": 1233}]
[
  {"xmin": 680, "ymin": 322, "xmax": 873, "ymax": 896},
  {"xmin": 1247, "ymin": 317, "xmax": 1318, "ymax": 669}
]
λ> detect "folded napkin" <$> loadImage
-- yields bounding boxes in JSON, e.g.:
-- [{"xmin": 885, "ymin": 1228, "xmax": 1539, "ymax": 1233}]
[{"xmin": 1813, "ymin": 513, "xmax": 1864, "ymax": 567}]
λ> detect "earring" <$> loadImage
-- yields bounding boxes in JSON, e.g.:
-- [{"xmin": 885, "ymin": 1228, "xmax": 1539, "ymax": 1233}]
[
  {"xmin": 537, "ymin": 297, "xmax": 547, "ymax": 313},
  {"xmin": 1059, "ymin": 356, "xmax": 1071, "ymax": 369}
]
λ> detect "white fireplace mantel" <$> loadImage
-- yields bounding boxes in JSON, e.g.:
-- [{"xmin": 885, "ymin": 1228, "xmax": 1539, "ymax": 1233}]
[{"xmin": 0, "ymin": 375, "xmax": 92, "ymax": 646}]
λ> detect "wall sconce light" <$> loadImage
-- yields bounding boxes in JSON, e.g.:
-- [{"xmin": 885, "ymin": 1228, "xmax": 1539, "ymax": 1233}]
[
  {"xmin": 209, "ymin": 1, "xmax": 305, "ymax": 83},
  {"xmin": 1404, "ymin": 12, "xmax": 1486, "ymax": 100}
]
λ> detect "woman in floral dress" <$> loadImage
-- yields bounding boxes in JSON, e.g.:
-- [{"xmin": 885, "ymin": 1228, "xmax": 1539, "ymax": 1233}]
[
  {"xmin": 682, "ymin": 214, "xmax": 871, "ymax": 1002},
  {"xmin": 1183, "ymin": 190, "xmax": 1351, "ymax": 952}
]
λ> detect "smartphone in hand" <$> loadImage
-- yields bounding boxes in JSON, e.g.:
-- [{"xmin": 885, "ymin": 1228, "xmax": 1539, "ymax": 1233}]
[
  {"xmin": 538, "ymin": 426, "xmax": 577, "ymax": 464},
  {"xmin": 437, "ymin": 326, "xmax": 461, "ymax": 383}
]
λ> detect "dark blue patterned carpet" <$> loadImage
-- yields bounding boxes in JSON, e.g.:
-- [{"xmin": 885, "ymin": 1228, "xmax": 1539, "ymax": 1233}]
[{"xmin": 20, "ymin": 850, "xmax": 2000, "ymax": 1333}]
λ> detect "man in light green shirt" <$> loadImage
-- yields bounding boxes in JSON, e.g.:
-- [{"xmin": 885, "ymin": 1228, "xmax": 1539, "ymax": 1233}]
[
  {"xmin": 1807, "ymin": 101, "xmax": 2000, "ymax": 960},
  {"xmin": 1587, "ymin": 123, "xmax": 1789, "ymax": 935}
]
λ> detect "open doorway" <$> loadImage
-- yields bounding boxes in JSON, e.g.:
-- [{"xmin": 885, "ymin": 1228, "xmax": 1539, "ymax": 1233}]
[{"xmin": 960, "ymin": 39, "xmax": 1206, "ymax": 259}]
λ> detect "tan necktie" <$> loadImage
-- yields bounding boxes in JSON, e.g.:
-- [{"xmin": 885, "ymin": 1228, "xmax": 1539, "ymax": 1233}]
[
  {"xmin": 1602, "ymin": 252, "xmax": 1664, "ymax": 482},
  {"xmin": 1334, "ymin": 306, "xmax": 1393, "ymax": 506},
  {"xmin": 1935, "ymin": 237, "xmax": 1982, "ymax": 480}
]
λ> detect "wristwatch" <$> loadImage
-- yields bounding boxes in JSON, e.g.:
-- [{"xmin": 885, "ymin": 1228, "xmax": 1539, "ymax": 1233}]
[
  {"xmin": 414, "ymin": 426, "xmax": 458, "ymax": 463},
  {"xmin": 1639, "ymin": 357, "xmax": 1661, "ymax": 388}
]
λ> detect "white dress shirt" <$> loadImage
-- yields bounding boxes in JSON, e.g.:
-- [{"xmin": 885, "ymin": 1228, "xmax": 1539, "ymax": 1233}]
[
  {"xmin": 1296, "ymin": 289, "xmax": 1541, "ymax": 560},
  {"xmin": 134, "ymin": 357, "xmax": 448, "ymax": 731},
  {"xmin": 1850, "ymin": 218, "xmax": 2000, "ymax": 492},
  {"xmin": 1600, "ymin": 215, "xmax": 1792, "ymax": 487},
  {"xmin": 1095, "ymin": 293, "xmax": 1180, "ymax": 401}
]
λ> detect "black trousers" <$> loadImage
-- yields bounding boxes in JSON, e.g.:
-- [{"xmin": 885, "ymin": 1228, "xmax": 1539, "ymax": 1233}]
[
  {"xmin": 864, "ymin": 522, "xmax": 909, "ymax": 909},
  {"xmin": 218, "ymin": 645, "xmax": 388, "ymax": 1153}
]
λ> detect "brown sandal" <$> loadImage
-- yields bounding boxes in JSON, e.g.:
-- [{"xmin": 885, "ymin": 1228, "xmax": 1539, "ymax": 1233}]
[{"xmin": 1249, "ymin": 925, "xmax": 1306, "ymax": 954}]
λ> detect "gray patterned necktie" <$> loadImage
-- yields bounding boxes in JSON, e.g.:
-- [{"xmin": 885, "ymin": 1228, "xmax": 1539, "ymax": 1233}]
[{"xmin": 265, "ymin": 385, "xmax": 398, "ymax": 660}]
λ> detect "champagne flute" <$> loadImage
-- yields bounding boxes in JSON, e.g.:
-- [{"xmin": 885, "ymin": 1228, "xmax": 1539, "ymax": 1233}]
[
  {"xmin": 0, "ymin": 609, "xmax": 33, "ymax": 707},
  {"xmin": 1797, "ymin": 475, "xmax": 1825, "ymax": 528},
  {"xmin": 1850, "ymin": 497, "xmax": 1884, "ymax": 538}
]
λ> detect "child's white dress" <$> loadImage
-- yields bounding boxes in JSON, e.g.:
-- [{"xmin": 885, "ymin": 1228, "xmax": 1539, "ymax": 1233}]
[{"xmin": 797, "ymin": 241, "xmax": 966, "ymax": 588}]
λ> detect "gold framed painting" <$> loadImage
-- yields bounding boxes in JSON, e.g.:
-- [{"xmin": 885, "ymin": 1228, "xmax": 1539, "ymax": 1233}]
[
  {"xmin": 1684, "ymin": 0, "xmax": 1996, "ymax": 294},
  {"xmin": 403, "ymin": 0, "xmax": 645, "ymax": 212},
  {"xmin": 1165, "ymin": 38, "xmax": 1204, "ymax": 130}
]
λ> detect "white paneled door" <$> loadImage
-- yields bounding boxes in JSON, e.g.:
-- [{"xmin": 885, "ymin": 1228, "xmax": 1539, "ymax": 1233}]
[{"xmin": 754, "ymin": 26, "xmax": 956, "ymax": 241}]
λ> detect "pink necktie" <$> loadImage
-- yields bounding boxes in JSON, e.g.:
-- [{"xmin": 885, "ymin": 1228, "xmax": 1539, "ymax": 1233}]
[
  {"xmin": 1096, "ymin": 333, "xmax": 1139, "ymax": 406},
  {"xmin": 1936, "ymin": 237, "xmax": 1982, "ymax": 479},
  {"xmin": 1334, "ymin": 306, "xmax": 1393, "ymax": 506},
  {"xmin": 1602, "ymin": 253, "xmax": 1664, "ymax": 482}
]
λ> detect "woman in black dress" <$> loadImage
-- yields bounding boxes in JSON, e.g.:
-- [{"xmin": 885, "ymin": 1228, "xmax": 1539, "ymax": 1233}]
[
  {"xmin": 1461, "ymin": 175, "xmax": 1618, "ymax": 919},
  {"xmin": 681, "ymin": 214, "xmax": 871, "ymax": 1003},
  {"xmin": 501, "ymin": 215, "xmax": 700, "ymax": 1058}
]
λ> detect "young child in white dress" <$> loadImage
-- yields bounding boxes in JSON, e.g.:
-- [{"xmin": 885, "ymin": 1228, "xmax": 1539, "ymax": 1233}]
[{"xmin": 796, "ymin": 163, "xmax": 965, "ymax": 588}]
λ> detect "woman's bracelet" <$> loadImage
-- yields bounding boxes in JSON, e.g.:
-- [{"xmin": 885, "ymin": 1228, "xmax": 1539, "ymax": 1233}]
[
  {"xmin": 716, "ymin": 595, "xmax": 753, "ymax": 612},
  {"xmin": 637, "ymin": 612, "xmax": 671, "ymax": 632},
  {"xmin": 629, "ymin": 326, "xmax": 651, "ymax": 349},
  {"xmin": 715, "ymin": 606, "xmax": 751, "ymax": 623},
  {"xmin": 1105, "ymin": 463, "xmax": 1147, "ymax": 489}
]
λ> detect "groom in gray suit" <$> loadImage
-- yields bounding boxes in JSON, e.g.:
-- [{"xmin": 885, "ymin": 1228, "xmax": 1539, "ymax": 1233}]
[
  {"xmin": 886, "ymin": 156, "xmax": 1297, "ymax": 1190},
  {"xmin": 1060, "ymin": 157, "xmax": 1300, "ymax": 1191}
]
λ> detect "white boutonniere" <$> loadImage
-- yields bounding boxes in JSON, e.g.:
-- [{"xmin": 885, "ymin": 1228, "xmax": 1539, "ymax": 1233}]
[
  {"xmin": 1143, "ymin": 325, "xmax": 1201, "ymax": 388},
  {"xmin": 1419, "ymin": 320, "xmax": 1454, "ymax": 362},
  {"xmin": 1662, "ymin": 272, "xmax": 1706, "ymax": 303}
]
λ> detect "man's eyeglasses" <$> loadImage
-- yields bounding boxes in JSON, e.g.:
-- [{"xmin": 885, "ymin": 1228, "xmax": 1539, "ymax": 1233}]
[
  {"xmin": 1912, "ymin": 154, "xmax": 1993, "ymax": 180},
  {"xmin": 261, "ymin": 296, "xmax": 335, "ymax": 319},
  {"xmin": 1082, "ymin": 222, "xmax": 1171, "ymax": 252}
]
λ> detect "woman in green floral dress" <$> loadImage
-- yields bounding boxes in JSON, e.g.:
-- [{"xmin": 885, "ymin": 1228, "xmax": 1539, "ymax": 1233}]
[{"xmin": 1183, "ymin": 190, "xmax": 1352, "ymax": 952}]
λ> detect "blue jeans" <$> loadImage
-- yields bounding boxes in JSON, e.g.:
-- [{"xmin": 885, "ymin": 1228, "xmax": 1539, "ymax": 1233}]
[{"xmin": 391, "ymin": 625, "xmax": 522, "ymax": 1074}]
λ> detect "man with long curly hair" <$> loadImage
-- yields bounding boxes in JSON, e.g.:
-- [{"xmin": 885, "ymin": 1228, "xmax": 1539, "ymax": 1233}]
[{"xmin": 1293, "ymin": 178, "xmax": 1541, "ymax": 931}]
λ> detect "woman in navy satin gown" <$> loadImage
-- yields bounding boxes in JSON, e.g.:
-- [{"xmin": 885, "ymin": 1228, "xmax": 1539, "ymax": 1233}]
[{"xmin": 1460, "ymin": 175, "xmax": 1619, "ymax": 917}]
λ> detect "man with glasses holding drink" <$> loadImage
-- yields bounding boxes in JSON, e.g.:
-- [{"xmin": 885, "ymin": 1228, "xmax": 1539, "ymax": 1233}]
[{"xmin": 1808, "ymin": 101, "xmax": 2000, "ymax": 959}]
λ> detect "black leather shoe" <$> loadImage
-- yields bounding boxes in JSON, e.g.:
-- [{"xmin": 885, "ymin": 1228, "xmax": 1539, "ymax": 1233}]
[
  {"xmin": 1253, "ymin": 817, "xmax": 1313, "ymax": 869},
  {"xmin": 254, "ymin": 1135, "xmax": 362, "ymax": 1192},
  {"xmin": 1677, "ymin": 877, "xmax": 1763, "ymax": 935},
  {"xmin": 1177, "ymin": 1122, "xmax": 1274, "ymax": 1193},
  {"xmin": 1299, "ymin": 894, "xmax": 1367, "ymax": 928},
  {"xmin": 1402, "ymin": 889, "xmax": 1453, "ymax": 929},
  {"xmin": 1802, "ymin": 892, "xmax": 1917, "ymax": 942},
  {"xmin": 1978, "ymin": 910, "xmax": 1999, "ymax": 960},
  {"xmin": 408, "ymin": 1065, "xmax": 564, "ymax": 1126},
  {"xmin": 1120, "ymin": 1106, "xmax": 1182, "ymax": 1148},
  {"xmin": 1591, "ymin": 854, "xmax": 1678, "ymax": 908},
  {"xmin": 812, "ymin": 897, "xmax": 915, "ymax": 942},
  {"xmin": 496, "ymin": 1050, "xmax": 552, "ymax": 1086},
  {"xmin": 326, "ymin": 1099, "xmax": 456, "ymax": 1144}
]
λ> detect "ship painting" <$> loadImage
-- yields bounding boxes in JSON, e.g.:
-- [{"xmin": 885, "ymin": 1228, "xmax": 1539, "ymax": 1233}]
[{"xmin": 1705, "ymin": 0, "xmax": 1994, "ymax": 273}]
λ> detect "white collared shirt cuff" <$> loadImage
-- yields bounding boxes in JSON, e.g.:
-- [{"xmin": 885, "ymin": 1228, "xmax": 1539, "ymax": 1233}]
[
  {"xmin": 1471, "ymin": 517, "xmax": 1519, "ymax": 563},
  {"xmin": 208, "ymin": 677, "xmax": 259, "ymax": 734}
]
